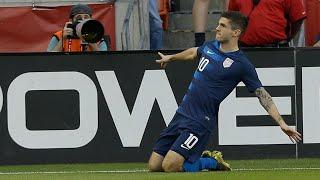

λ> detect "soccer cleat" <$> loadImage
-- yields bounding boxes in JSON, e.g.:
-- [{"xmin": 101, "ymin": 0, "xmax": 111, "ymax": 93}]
[{"xmin": 201, "ymin": 150, "xmax": 232, "ymax": 171}]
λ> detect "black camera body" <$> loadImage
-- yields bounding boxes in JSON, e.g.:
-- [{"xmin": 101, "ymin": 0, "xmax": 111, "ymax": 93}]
[{"xmin": 66, "ymin": 21, "xmax": 81, "ymax": 39}]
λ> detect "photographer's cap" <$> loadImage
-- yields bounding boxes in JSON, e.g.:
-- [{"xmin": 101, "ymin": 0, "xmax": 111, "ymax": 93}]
[{"xmin": 69, "ymin": 4, "xmax": 93, "ymax": 18}]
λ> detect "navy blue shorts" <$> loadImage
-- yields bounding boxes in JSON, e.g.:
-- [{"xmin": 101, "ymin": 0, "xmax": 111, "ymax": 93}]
[{"xmin": 152, "ymin": 113, "xmax": 212, "ymax": 163}]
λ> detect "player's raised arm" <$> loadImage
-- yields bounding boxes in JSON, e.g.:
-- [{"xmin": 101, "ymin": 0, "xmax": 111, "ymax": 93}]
[
  {"xmin": 156, "ymin": 47, "xmax": 198, "ymax": 68},
  {"xmin": 254, "ymin": 87, "xmax": 302, "ymax": 143}
]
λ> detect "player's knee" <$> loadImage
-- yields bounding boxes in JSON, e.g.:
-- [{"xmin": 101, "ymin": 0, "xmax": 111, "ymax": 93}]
[
  {"xmin": 162, "ymin": 158, "xmax": 182, "ymax": 172},
  {"xmin": 148, "ymin": 160, "xmax": 162, "ymax": 172},
  {"xmin": 148, "ymin": 152, "xmax": 164, "ymax": 172}
]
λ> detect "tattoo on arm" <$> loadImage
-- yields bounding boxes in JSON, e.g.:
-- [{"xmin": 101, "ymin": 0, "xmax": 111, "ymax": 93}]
[
  {"xmin": 254, "ymin": 87, "xmax": 274, "ymax": 111},
  {"xmin": 255, "ymin": 87, "xmax": 284, "ymax": 125}
]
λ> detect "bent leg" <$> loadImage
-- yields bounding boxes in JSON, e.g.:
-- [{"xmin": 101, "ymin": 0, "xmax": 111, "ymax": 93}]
[
  {"xmin": 162, "ymin": 150, "xmax": 185, "ymax": 172},
  {"xmin": 148, "ymin": 151, "xmax": 165, "ymax": 172},
  {"xmin": 150, "ymin": 113, "xmax": 182, "ymax": 172},
  {"xmin": 161, "ymin": 150, "xmax": 219, "ymax": 173}
]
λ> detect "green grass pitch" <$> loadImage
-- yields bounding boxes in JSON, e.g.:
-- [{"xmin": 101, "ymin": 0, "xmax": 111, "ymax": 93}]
[{"xmin": 0, "ymin": 158, "xmax": 319, "ymax": 180}]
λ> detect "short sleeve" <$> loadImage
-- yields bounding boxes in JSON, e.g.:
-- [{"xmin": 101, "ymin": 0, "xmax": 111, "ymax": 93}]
[
  {"xmin": 228, "ymin": 0, "xmax": 240, "ymax": 11},
  {"xmin": 99, "ymin": 41, "xmax": 108, "ymax": 51},
  {"xmin": 241, "ymin": 63, "xmax": 263, "ymax": 92},
  {"xmin": 47, "ymin": 36, "xmax": 59, "ymax": 52},
  {"xmin": 285, "ymin": 0, "xmax": 307, "ymax": 22},
  {"xmin": 197, "ymin": 42, "xmax": 207, "ymax": 58}
]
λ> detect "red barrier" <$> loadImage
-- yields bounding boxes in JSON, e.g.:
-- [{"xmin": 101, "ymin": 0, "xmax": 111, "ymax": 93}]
[
  {"xmin": 305, "ymin": 0, "xmax": 320, "ymax": 46},
  {"xmin": 0, "ymin": 3, "xmax": 115, "ymax": 52}
]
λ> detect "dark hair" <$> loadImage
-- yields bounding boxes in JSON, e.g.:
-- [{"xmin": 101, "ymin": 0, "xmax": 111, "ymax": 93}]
[
  {"xmin": 221, "ymin": 11, "xmax": 248, "ymax": 34},
  {"xmin": 69, "ymin": 4, "xmax": 93, "ymax": 18}
]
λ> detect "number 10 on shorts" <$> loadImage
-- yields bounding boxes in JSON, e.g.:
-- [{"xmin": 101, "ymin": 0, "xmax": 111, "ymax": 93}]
[{"xmin": 181, "ymin": 133, "xmax": 198, "ymax": 150}]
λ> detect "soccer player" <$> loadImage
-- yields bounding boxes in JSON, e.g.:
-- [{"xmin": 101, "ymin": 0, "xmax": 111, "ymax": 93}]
[{"xmin": 148, "ymin": 11, "xmax": 302, "ymax": 173}]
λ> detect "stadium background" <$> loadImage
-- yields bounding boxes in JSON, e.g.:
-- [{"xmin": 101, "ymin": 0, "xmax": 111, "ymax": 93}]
[
  {"xmin": 0, "ymin": 0, "xmax": 319, "ymax": 52},
  {"xmin": 0, "ymin": 0, "xmax": 319, "ymax": 179}
]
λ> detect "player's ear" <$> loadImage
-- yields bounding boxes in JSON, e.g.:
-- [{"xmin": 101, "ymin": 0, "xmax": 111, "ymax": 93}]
[{"xmin": 233, "ymin": 29, "xmax": 242, "ymax": 37}]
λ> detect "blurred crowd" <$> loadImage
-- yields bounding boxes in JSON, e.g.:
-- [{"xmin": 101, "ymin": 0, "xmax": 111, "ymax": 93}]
[
  {"xmin": 191, "ymin": 0, "xmax": 314, "ymax": 47},
  {"xmin": 5, "ymin": 0, "xmax": 310, "ymax": 52}
]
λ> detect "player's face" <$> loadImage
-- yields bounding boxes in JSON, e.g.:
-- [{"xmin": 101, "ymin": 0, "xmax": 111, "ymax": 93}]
[{"xmin": 215, "ymin": 17, "xmax": 236, "ymax": 43}]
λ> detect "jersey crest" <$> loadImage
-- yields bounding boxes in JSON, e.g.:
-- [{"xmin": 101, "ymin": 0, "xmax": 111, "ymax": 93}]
[{"xmin": 223, "ymin": 58, "xmax": 234, "ymax": 68}]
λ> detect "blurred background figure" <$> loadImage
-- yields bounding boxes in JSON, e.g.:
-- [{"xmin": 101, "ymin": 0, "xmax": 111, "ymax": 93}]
[
  {"xmin": 192, "ymin": 0, "xmax": 210, "ymax": 47},
  {"xmin": 47, "ymin": 4, "xmax": 108, "ymax": 52},
  {"xmin": 304, "ymin": 0, "xmax": 320, "ymax": 47},
  {"xmin": 227, "ymin": 0, "xmax": 306, "ymax": 47},
  {"xmin": 314, "ymin": 35, "xmax": 320, "ymax": 47},
  {"xmin": 149, "ymin": 0, "xmax": 164, "ymax": 50}
]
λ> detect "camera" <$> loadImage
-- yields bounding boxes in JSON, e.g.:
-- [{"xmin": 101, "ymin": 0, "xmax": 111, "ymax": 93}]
[
  {"xmin": 66, "ymin": 20, "xmax": 104, "ymax": 43},
  {"xmin": 66, "ymin": 21, "xmax": 81, "ymax": 39}
]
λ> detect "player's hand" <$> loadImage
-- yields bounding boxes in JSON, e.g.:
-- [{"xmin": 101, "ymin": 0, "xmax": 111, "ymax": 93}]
[
  {"xmin": 156, "ymin": 52, "xmax": 173, "ymax": 68},
  {"xmin": 279, "ymin": 122, "xmax": 302, "ymax": 143}
]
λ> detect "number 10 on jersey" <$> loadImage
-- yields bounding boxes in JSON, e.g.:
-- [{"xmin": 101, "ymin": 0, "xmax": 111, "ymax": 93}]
[{"xmin": 198, "ymin": 57, "xmax": 209, "ymax": 72}]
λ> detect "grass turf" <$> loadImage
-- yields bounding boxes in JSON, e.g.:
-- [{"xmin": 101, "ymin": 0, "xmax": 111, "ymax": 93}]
[{"xmin": 0, "ymin": 158, "xmax": 319, "ymax": 180}]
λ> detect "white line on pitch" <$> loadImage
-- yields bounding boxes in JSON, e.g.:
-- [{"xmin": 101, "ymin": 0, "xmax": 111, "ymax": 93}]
[
  {"xmin": 0, "ymin": 169, "xmax": 148, "ymax": 175},
  {"xmin": 0, "ymin": 167, "xmax": 320, "ymax": 175},
  {"xmin": 233, "ymin": 167, "xmax": 320, "ymax": 171}
]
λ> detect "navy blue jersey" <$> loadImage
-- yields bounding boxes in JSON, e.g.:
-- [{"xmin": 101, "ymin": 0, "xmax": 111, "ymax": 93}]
[{"xmin": 177, "ymin": 40, "xmax": 262, "ymax": 131}]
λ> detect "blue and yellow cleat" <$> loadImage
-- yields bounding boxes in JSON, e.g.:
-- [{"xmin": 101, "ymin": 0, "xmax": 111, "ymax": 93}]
[{"xmin": 201, "ymin": 150, "xmax": 232, "ymax": 171}]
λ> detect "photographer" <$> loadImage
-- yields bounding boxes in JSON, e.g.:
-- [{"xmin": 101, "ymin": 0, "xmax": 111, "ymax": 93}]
[{"xmin": 47, "ymin": 4, "xmax": 107, "ymax": 52}]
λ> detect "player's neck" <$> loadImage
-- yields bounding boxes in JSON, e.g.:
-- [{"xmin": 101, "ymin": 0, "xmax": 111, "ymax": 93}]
[{"xmin": 219, "ymin": 41, "xmax": 239, "ymax": 53}]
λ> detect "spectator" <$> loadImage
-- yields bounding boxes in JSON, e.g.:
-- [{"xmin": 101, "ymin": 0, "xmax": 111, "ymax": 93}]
[
  {"xmin": 192, "ymin": 0, "xmax": 210, "ymax": 47},
  {"xmin": 149, "ymin": 0, "xmax": 163, "ymax": 50},
  {"xmin": 227, "ymin": 0, "xmax": 306, "ymax": 47},
  {"xmin": 47, "ymin": 4, "xmax": 108, "ymax": 52},
  {"xmin": 304, "ymin": 0, "xmax": 320, "ymax": 46}
]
